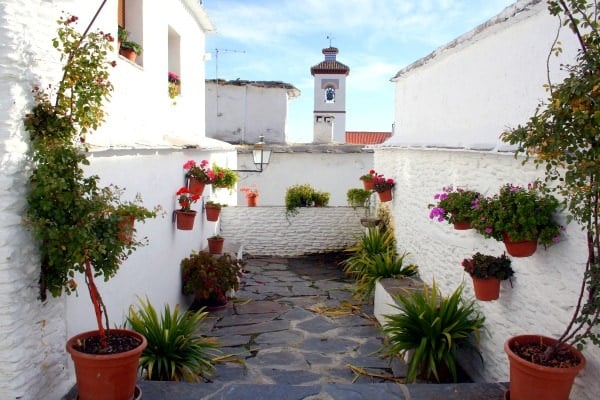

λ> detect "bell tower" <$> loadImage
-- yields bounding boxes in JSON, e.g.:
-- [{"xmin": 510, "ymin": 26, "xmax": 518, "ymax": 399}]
[{"xmin": 310, "ymin": 46, "xmax": 350, "ymax": 143}]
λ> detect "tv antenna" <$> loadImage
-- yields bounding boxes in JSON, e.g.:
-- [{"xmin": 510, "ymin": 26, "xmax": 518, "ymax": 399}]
[{"xmin": 214, "ymin": 48, "xmax": 245, "ymax": 117}]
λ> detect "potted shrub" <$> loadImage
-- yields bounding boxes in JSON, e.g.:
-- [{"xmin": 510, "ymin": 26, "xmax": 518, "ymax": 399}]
[
  {"xmin": 498, "ymin": 2, "xmax": 600, "ymax": 398},
  {"xmin": 183, "ymin": 159, "xmax": 213, "ymax": 195},
  {"xmin": 181, "ymin": 251, "xmax": 243, "ymax": 309},
  {"xmin": 211, "ymin": 163, "xmax": 238, "ymax": 191},
  {"xmin": 117, "ymin": 26, "xmax": 142, "ymax": 61},
  {"xmin": 461, "ymin": 253, "xmax": 514, "ymax": 301},
  {"xmin": 240, "ymin": 184, "xmax": 259, "ymax": 207},
  {"xmin": 25, "ymin": 12, "xmax": 156, "ymax": 400},
  {"xmin": 312, "ymin": 190, "xmax": 330, "ymax": 207},
  {"xmin": 428, "ymin": 185, "xmax": 481, "ymax": 230},
  {"xmin": 372, "ymin": 172, "xmax": 396, "ymax": 202},
  {"xmin": 204, "ymin": 200, "xmax": 223, "ymax": 222},
  {"xmin": 175, "ymin": 187, "xmax": 200, "ymax": 230},
  {"xmin": 207, "ymin": 234, "xmax": 225, "ymax": 254},
  {"xmin": 359, "ymin": 169, "xmax": 376, "ymax": 190},
  {"xmin": 470, "ymin": 182, "xmax": 563, "ymax": 257},
  {"xmin": 285, "ymin": 183, "xmax": 317, "ymax": 217},
  {"xmin": 381, "ymin": 280, "xmax": 485, "ymax": 383},
  {"xmin": 347, "ymin": 188, "xmax": 377, "ymax": 226}
]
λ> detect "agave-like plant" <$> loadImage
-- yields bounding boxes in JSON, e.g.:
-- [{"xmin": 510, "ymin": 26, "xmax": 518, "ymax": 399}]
[
  {"xmin": 341, "ymin": 227, "xmax": 396, "ymax": 280},
  {"xmin": 354, "ymin": 250, "xmax": 418, "ymax": 301},
  {"xmin": 127, "ymin": 297, "xmax": 220, "ymax": 382},
  {"xmin": 381, "ymin": 280, "xmax": 485, "ymax": 383}
]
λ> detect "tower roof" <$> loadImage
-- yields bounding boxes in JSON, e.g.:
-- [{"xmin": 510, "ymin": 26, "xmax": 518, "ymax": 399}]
[{"xmin": 310, "ymin": 47, "xmax": 350, "ymax": 76}]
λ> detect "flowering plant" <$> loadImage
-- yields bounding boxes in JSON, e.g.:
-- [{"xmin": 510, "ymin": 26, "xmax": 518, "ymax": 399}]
[
  {"xmin": 211, "ymin": 164, "xmax": 238, "ymax": 190},
  {"xmin": 168, "ymin": 72, "xmax": 180, "ymax": 99},
  {"xmin": 428, "ymin": 186, "xmax": 480, "ymax": 224},
  {"xmin": 372, "ymin": 173, "xmax": 395, "ymax": 192},
  {"xmin": 360, "ymin": 170, "xmax": 376, "ymax": 182},
  {"xmin": 461, "ymin": 252, "xmax": 514, "ymax": 280},
  {"xmin": 168, "ymin": 71, "xmax": 180, "ymax": 84},
  {"xmin": 470, "ymin": 182, "xmax": 563, "ymax": 245},
  {"xmin": 183, "ymin": 159, "xmax": 214, "ymax": 183},
  {"xmin": 240, "ymin": 184, "xmax": 259, "ymax": 198},
  {"xmin": 176, "ymin": 187, "xmax": 200, "ymax": 211}
]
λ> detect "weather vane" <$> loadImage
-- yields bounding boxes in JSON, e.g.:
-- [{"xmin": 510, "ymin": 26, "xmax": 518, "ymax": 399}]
[{"xmin": 326, "ymin": 34, "xmax": 334, "ymax": 47}]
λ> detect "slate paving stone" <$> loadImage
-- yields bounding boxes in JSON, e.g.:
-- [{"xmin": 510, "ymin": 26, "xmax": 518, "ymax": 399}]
[
  {"xmin": 300, "ymin": 336, "xmax": 361, "ymax": 353},
  {"xmin": 212, "ymin": 319, "xmax": 290, "ymax": 336},
  {"xmin": 215, "ymin": 334, "xmax": 251, "ymax": 347},
  {"xmin": 263, "ymin": 369, "xmax": 322, "ymax": 385},
  {"xmin": 253, "ymin": 330, "xmax": 305, "ymax": 346},
  {"xmin": 279, "ymin": 307, "xmax": 314, "ymax": 322},
  {"xmin": 295, "ymin": 315, "xmax": 339, "ymax": 334},
  {"xmin": 245, "ymin": 349, "xmax": 307, "ymax": 367},
  {"xmin": 235, "ymin": 300, "xmax": 290, "ymax": 314},
  {"xmin": 216, "ymin": 312, "xmax": 280, "ymax": 327}
]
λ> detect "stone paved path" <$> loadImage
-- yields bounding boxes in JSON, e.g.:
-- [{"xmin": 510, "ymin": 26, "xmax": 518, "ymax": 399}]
[{"xmin": 195, "ymin": 254, "xmax": 407, "ymax": 386}]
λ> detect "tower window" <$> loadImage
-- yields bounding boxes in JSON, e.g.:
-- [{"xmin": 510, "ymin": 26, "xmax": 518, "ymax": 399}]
[{"xmin": 325, "ymin": 87, "xmax": 335, "ymax": 103}]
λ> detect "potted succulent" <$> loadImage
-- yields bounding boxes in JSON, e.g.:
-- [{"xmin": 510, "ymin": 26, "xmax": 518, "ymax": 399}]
[
  {"xmin": 25, "ymin": 12, "xmax": 156, "ymax": 400},
  {"xmin": 240, "ymin": 184, "xmax": 259, "ymax": 207},
  {"xmin": 174, "ymin": 187, "xmax": 200, "ymax": 230},
  {"xmin": 498, "ymin": 2, "xmax": 599, "ymax": 398},
  {"xmin": 211, "ymin": 163, "xmax": 238, "ymax": 191},
  {"xmin": 359, "ymin": 169, "xmax": 376, "ymax": 191},
  {"xmin": 183, "ymin": 159, "xmax": 214, "ymax": 195},
  {"xmin": 204, "ymin": 200, "xmax": 223, "ymax": 222},
  {"xmin": 428, "ymin": 185, "xmax": 480, "ymax": 230},
  {"xmin": 181, "ymin": 250, "xmax": 243, "ymax": 309},
  {"xmin": 470, "ymin": 182, "xmax": 563, "ymax": 257},
  {"xmin": 372, "ymin": 172, "xmax": 396, "ymax": 202},
  {"xmin": 461, "ymin": 252, "xmax": 514, "ymax": 301},
  {"xmin": 117, "ymin": 26, "xmax": 142, "ymax": 61},
  {"xmin": 207, "ymin": 234, "xmax": 225, "ymax": 254}
]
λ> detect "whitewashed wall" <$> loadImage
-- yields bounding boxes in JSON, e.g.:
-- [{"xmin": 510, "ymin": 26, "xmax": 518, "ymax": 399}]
[{"xmin": 384, "ymin": 1, "xmax": 600, "ymax": 398}]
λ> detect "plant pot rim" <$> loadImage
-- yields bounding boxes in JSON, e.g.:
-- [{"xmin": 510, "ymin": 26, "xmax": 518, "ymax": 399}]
[
  {"xmin": 175, "ymin": 209, "xmax": 197, "ymax": 215},
  {"xmin": 66, "ymin": 329, "xmax": 147, "ymax": 360},
  {"xmin": 504, "ymin": 334, "xmax": 586, "ymax": 373}
]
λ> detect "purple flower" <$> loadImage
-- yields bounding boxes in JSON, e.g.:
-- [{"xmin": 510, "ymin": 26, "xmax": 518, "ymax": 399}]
[
  {"xmin": 552, "ymin": 236, "xmax": 560, "ymax": 243},
  {"xmin": 429, "ymin": 207, "xmax": 445, "ymax": 222},
  {"xmin": 485, "ymin": 227, "xmax": 493, "ymax": 234}
]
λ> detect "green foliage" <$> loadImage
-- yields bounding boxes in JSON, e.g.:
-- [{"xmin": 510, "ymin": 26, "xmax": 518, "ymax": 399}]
[
  {"xmin": 341, "ymin": 227, "xmax": 396, "ymax": 281},
  {"xmin": 354, "ymin": 251, "xmax": 418, "ymax": 301},
  {"xmin": 461, "ymin": 252, "xmax": 514, "ymax": 280},
  {"xmin": 285, "ymin": 184, "xmax": 328, "ymax": 216},
  {"xmin": 211, "ymin": 164, "xmax": 238, "ymax": 190},
  {"xmin": 346, "ymin": 188, "xmax": 372, "ymax": 209},
  {"xmin": 381, "ymin": 281, "xmax": 485, "ymax": 383},
  {"xmin": 205, "ymin": 201, "xmax": 223, "ymax": 210},
  {"xmin": 118, "ymin": 26, "xmax": 142, "ymax": 55},
  {"xmin": 501, "ymin": 1, "xmax": 600, "ymax": 349},
  {"xmin": 470, "ymin": 183, "xmax": 562, "ymax": 245},
  {"xmin": 428, "ymin": 186, "xmax": 480, "ymax": 225},
  {"xmin": 127, "ymin": 297, "xmax": 220, "ymax": 382},
  {"xmin": 24, "ymin": 14, "xmax": 156, "ymax": 302},
  {"xmin": 312, "ymin": 190, "xmax": 330, "ymax": 206},
  {"xmin": 181, "ymin": 251, "xmax": 243, "ymax": 302}
]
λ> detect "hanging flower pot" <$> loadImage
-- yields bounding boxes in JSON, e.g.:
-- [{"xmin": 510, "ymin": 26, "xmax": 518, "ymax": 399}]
[
  {"xmin": 174, "ymin": 210, "xmax": 197, "ymax": 230},
  {"xmin": 247, "ymin": 195, "xmax": 258, "ymax": 207},
  {"xmin": 504, "ymin": 335, "xmax": 585, "ymax": 400},
  {"xmin": 363, "ymin": 179, "xmax": 375, "ymax": 191},
  {"xmin": 503, "ymin": 233, "xmax": 538, "ymax": 257},
  {"xmin": 188, "ymin": 178, "xmax": 206, "ymax": 196},
  {"xmin": 377, "ymin": 189, "xmax": 393, "ymax": 202},
  {"xmin": 205, "ymin": 202, "xmax": 221, "ymax": 222},
  {"xmin": 453, "ymin": 220, "xmax": 471, "ymax": 230},
  {"xmin": 471, "ymin": 277, "xmax": 501, "ymax": 301},
  {"xmin": 207, "ymin": 236, "xmax": 224, "ymax": 254}
]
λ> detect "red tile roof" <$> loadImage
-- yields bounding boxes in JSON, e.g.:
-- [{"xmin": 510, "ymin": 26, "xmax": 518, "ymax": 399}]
[{"xmin": 345, "ymin": 131, "xmax": 392, "ymax": 144}]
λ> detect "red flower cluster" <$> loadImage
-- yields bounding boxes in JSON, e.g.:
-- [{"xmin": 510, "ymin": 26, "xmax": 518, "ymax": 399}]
[
  {"xmin": 183, "ymin": 159, "xmax": 214, "ymax": 183},
  {"xmin": 371, "ymin": 171, "xmax": 395, "ymax": 193},
  {"xmin": 176, "ymin": 187, "xmax": 200, "ymax": 211}
]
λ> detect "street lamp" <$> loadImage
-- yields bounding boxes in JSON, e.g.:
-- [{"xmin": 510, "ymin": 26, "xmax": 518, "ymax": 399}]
[{"xmin": 236, "ymin": 135, "xmax": 271, "ymax": 172}]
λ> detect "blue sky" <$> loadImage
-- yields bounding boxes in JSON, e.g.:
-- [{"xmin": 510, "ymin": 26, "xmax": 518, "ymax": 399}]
[{"xmin": 202, "ymin": 0, "xmax": 517, "ymax": 143}]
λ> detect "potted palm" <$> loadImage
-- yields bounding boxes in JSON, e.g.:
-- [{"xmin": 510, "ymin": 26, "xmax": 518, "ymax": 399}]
[
  {"xmin": 428, "ymin": 185, "xmax": 480, "ymax": 230},
  {"xmin": 25, "ymin": 11, "xmax": 156, "ymax": 400},
  {"xmin": 498, "ymin": 2, "xmax": 600, "ymax": 398},
  {"xmin": 461, "ymin": 253, "xmax": 514, "ymax": 301},
  {"xmin": 183, "ymin": 159, "xmax": 214, "ymax": 195},
  {"xmin": 470, "ymin": 182, "xmax": 562, "ymax": 257},
  {"xmin": 181, "ymin": 251, "xmax": 243, "ymax": 309},
  {"xmin": 174, "ymin": 187, "xmax": 200, "ymax": 230}
]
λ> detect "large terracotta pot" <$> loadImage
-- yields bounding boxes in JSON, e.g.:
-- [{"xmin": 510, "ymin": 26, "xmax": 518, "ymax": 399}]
[
  {"xmin": 247, "ymin": 195, "xmax": 258, "ymax": 207},
  {"xmin": 362, "ymin": 179, "xmax": 375, "ymax": 191},
  {"xmin": 174, "ymin": 210, "xmax": 197, "ymax": 230},
  {"xmin": 503, "ymin": 234, "xmax": 538, "ymax": 257},
  {"xmin": 504, "ymin": 335, "xmax": 586, "ymax": 400},
  {"xmin": 207, "ymin": 237, "xmax": 224, "ymax": 254},
  {"xmin": 187, "ymin": 178, "xmax": 206, "ymax": 196},
  {"xmin": 118, "ymin": 48, "xmax": 137, "ymax": 61},
  {"xmin": 377, "ymin": 189, "xmax": 393, "ymax": 202},
  {"xmin": 205, "ymin": 205, "xmax": 221, "ymax": 222},
  {"xmin": 471, "ymin": 277, "xmax": 501, "ymax": 301},
  {"xmin": 66, "ymin": 329, "xmax": 147, "ymax": 400}
]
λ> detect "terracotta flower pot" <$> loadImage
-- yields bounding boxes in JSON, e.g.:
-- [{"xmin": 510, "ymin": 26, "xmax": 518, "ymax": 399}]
[
  {"xmin": 503, "ymin": 233, "xmax": 538, "ymax": 257},
  {"xmin": 362, "ymin": 179, "xmax": 375, "ymax": 191},
  {"xmin": 504, "ymin": 335, "xmax": 585, "ymax": 400},
  {"xmin": 175, "ymin": 210, "xmax": 197, "ymax": 230},
  {"xmin": 66, "ymin": 329, "xmax": 147, "ymax": 400},
  {"xmin": 471, "ymin": 277, "xmax": 501, "ymax": 301},
  {"xmin": 377, "ymin": 189, "xmax": 393, "ymax": 202},
  {"xmin": 188, "ymin": 178, "xmax": 206, "ymax": 196},
  {"xmin": 453, "ymin": 220, "xmax": 471, "ymax": 230},
  {"xmin": 207, "ymin": 237, "xmax": 224, "ymax": 254},
  {"xmin": 247, "ymin": 195, "xmax": 257, "ymax": 207},
  {"xmin": 118, "ymin": 48, "xmax": 137, "ymax": 62},
  {"xmin": 205, "ymin": 205, "xmax": 221, "ymax": 222}
]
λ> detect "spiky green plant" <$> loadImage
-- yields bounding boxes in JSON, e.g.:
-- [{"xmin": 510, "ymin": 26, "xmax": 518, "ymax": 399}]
[
  {"xmin": 341, "ymin": 227, "xmax": 396, "ymax": 280},
  {"xmin": 381, "ymin": 281, "xmax": 485, "ymax": 383},
  {"xmin": 127, "ymin": 297, "xmax": 220, "ymax": 382},
  {"xmin": 354, "ymin": 250, "xmax": 418, "ymax": 301}
]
